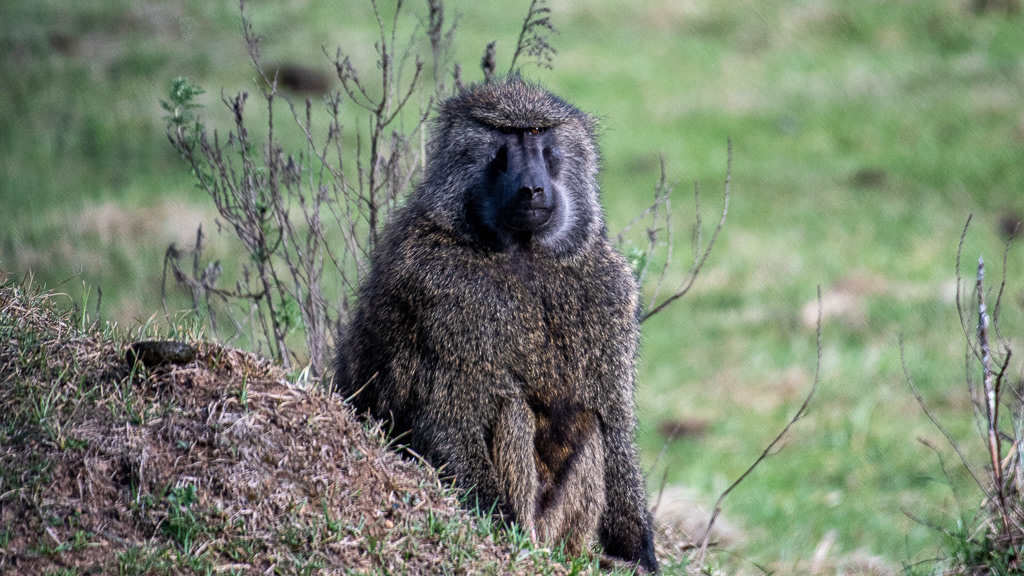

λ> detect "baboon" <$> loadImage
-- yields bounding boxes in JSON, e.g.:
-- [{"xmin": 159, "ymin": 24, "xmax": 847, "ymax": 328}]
[{"xmin": 334, "ymin": 77, "xmax": 658, "ymax": 573}]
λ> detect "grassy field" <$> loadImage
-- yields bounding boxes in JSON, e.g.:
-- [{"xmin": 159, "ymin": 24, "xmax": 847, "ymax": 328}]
[{"xmin": 3, "ymin": 0, "xmax": 1024, "ymax": 571}]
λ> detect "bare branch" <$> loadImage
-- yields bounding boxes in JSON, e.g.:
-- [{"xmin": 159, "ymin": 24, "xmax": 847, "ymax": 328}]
[
  {"xmin": 992, "ymin": 229, "xmax": 1016, "ymax": 347},
  {"xmin": 976, "ymin": 257, "xmax": 1015, "ymax": 551},
  {"xmin": 691, "ymin": 285, "xmax": 822, "ymax": 571},
  {"xmin": 162, "ymin": 0, "xmax": 460, "ymax": 374},
  {"xmin": 642, "ymin": 139, "xmax": 731, "ymax": 323},
  {"xmin": 955, "ymin": 214, "xmax": 983, "ymax": 364},
  {"xmin": 614, "ymin": 155, "xmax": 674, "ymax": 245},
  {"xmin": 901, "ymin": 336, "xmax": 985, "ymax": 493}
]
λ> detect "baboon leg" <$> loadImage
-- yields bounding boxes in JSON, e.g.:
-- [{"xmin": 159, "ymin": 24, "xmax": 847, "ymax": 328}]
[
  {"xmin": 536, "ymin": 422, "xmax": 605, "ymax": 557},
  {"xmin": 492, "ymin": 396, "xmax": 538, "ymax": 531},
  {"xmin": 599, "ymin": 424, "xmax": 658, "ymax": 573},
  {"xmin": 411, "ymin": 401, "xmax": 506, "ymax": 515}
]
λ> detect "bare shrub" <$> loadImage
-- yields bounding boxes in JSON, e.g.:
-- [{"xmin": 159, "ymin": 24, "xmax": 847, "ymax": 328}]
[
  {"xmin": 162, "ymin": 0, "xmax": 459, "ymax": 374},
  {"xmin": 162, "ymin": 0, "xmax": 727, "ymax": 378},
  {"xmin": 616, "ymin": 146, "xmax": 730, "ymax": 324},
  {"xmin": 904, "ymin": 215, "xmax": 1023, "ymax": 574}
]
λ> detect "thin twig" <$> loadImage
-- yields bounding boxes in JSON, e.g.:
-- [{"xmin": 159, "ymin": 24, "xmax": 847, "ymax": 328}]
[
  {"xmin": 955, "ymin": 214, "xmax": 982, "ymax": 364},
  {"xmin": 643, "ymin": 139, "xmax": 731, "ymax": 323},
  {"xmin": 992, "ymin": 229, "xmax": 1016, "ymax": 347},
  {"xmin": 691, "ymin": 285, "xmax": 822, "ymax": 571},
  {"xmin": 977, "ymin": 257, "xmax": 1015, "ymax": 554},
  {"xmin": 901, "ymin": 336, "xmax": 985, "ymax": 493}
]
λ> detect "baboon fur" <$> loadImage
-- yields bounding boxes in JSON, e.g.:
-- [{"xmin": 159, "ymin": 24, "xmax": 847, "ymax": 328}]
[{"xmin": 334, "ymin": 77, "xmax": 658, "ymax": 573}]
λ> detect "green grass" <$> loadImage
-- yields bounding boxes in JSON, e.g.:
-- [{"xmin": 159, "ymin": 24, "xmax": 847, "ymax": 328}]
[{"xmin": 3, "ymin": 0, "xmax": 1024, "ymax": 571}]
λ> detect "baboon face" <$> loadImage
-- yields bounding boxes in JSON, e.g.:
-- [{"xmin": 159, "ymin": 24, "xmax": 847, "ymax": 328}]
[
  {"xmin": 476, "ymin": 125, "xmax": 563, "ymax": 237},
  {"xmin": 423, "ymin": 78, "xmax": 601, "ymax": 254}
]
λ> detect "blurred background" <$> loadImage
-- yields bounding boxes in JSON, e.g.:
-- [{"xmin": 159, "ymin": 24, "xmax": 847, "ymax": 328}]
[{"xmin": 2, "ymin": 0, "xmax": 1023, "ymax": 571}]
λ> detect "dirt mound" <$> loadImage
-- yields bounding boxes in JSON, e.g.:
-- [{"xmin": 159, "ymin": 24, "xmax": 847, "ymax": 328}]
[
  {"xmin": 1, "ymin": 278, "xmax": 705, "ymax": 574},
  {"xmin": 0, "ymin": 280, "xmax": 523, "ymax": 574}
]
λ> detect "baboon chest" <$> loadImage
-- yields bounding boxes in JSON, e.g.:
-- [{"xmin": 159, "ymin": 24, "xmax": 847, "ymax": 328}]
[
  {"xmin": 491, "ymin": 262, "xmax": 609, "ymax": 397},
  {"xmin": 491, "ymin": 259, "xmax": 614, "ymax": 491}
]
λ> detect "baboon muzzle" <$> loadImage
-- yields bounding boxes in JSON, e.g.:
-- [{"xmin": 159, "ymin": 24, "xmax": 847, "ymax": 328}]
[{"xmin": 494, "ymin": 133, "xmax": 556, "ymax": 233}]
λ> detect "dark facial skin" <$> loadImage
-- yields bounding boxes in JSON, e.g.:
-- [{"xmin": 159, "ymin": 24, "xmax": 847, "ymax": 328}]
[{"xmin": 470, "ymin": 126, "xmax": 563, "ymax": 246}]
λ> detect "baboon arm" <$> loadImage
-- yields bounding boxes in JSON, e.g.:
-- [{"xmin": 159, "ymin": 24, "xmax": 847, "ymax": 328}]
[
  {"xmin": 492, "ymin": 396, "xmax": 538, "ymax": 530},
  {"xmin": 598, "ymin": 422, "xmax": 659, "ymax": 574},
  {"xmin": 411, "ymin": 400, "xmax": 507, "ymax": 516}
]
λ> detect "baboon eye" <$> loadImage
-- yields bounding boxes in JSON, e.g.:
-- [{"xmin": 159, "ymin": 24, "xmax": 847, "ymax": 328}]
[{"xmin": 528, "ymin": 127, "xmax": 545, "ymax": 135}]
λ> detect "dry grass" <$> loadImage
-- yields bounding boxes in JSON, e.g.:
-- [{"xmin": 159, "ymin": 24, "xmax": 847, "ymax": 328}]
[{"xmin": 4, "ymin": 275, "xmax": 682, "ymax": 574}]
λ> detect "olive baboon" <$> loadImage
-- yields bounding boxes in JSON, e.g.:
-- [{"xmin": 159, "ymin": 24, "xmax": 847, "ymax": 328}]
[{"xmin": 334, "ymin": 77, "xmax": 658, "ymax": 573}]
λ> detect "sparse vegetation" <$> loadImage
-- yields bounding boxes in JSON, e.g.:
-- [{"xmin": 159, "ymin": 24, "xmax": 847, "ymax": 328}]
[
  {"xmin": 2, "ymin": 0, "xmax": 1024, "ymax": 573},
  {"xmin": 898, "ymin": 219, "xmax": 1024, "ymax": 576}
]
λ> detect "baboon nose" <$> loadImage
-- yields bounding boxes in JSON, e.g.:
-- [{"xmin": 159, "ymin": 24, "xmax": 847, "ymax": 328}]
[{"xmin": 520, "ymin": 185, "xmax": 544, "ymax": 201}]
